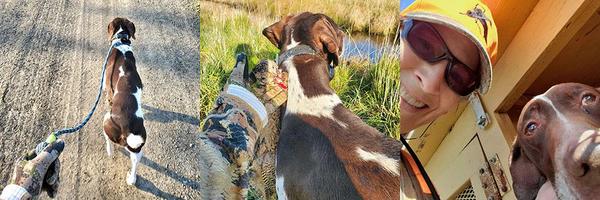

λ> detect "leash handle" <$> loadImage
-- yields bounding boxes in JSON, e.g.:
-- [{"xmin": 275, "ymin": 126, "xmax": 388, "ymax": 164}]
[{"xmin": 30, "ymin": 133, "xmax": 57, "ymax": 156}]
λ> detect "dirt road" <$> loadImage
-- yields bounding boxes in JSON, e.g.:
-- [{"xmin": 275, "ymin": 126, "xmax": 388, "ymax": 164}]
[{"xmin": 0, "ymin": 0, "xmax": 211, "ymax": 199}]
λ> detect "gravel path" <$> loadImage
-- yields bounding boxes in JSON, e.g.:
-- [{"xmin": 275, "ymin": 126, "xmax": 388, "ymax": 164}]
[{"xmin": 0, "ymin": 0, "xmax": 215, "ymax": 199}]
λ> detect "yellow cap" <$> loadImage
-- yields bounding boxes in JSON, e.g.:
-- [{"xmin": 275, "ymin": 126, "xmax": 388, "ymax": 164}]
[{"xmin": 401, "ymin": 0, "xmax": 498, "ymax": 94}]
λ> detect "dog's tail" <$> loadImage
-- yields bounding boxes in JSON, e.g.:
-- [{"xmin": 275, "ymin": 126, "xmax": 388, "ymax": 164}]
[{"xmin": 127, "ymin": 134, "xmax": 144, "ymax": 149}]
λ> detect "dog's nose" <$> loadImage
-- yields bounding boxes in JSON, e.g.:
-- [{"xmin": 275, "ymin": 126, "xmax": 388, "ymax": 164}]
[
  {"xmin": 571, "ymin": 159, "xmax": 592, "ymax": 177},
  {"xmin": 568, "ymin": 129, "xmax": 600, "ymax": 177}
]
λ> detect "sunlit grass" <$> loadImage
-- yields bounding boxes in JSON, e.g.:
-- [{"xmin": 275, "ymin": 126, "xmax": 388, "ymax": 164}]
[{"xmin": 199, "ymin": 1, "xmax": 400, "ymax": 138}]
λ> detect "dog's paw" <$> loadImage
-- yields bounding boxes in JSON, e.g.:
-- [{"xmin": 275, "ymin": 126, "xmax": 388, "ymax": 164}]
[{"xmin": 126, "ymin": 172, "xmax": 137, "ymax": 185}]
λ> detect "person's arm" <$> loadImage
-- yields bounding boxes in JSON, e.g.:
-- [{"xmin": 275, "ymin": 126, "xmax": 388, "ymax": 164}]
[{"xmin": 1, "ymin": 140, "xmax": 64, "ymax": 200}]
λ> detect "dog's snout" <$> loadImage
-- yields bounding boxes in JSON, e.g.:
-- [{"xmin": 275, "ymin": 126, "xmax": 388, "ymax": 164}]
[
  {"xmin": 569, "ymin": 157, "xmax": 593, "ymax": 177},
  {"xmin": 567, "ymin": 129, "xmax": 600, "ymax": 177}
]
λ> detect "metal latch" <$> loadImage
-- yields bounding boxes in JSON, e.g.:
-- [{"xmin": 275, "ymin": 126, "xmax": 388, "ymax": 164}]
[
  {"xmin": 469, "ymin": 92, "xmax": 489, "ymax": 129},
  {"xmin": 479, "ymin": 154, "xmax": 510, "ymax": 200}
]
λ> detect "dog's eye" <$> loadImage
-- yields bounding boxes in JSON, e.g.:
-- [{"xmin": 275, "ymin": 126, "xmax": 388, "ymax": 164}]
[
  {"xmin": 583, "ymin": 94, "xmax": 596, "ymax": 105},
  {"xmin": 525, "ymin": 122, "xmax": 537, "ymax": 135}
]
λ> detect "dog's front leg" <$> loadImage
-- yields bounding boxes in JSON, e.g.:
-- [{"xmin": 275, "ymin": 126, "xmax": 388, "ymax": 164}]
[{"xmin": 127, "ymin": 149, "xmax": 142, "ymax": 185}]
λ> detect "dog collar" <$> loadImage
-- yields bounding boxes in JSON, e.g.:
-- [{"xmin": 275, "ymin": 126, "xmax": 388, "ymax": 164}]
[
  {"xmin": 277, "ymin": 44, "xmax": 336, "ymax": 80},
  {"xmin": 111, "ymin": 39, "xmax": 133, "ymax": 54},
  {"xmin": 111, "ymin": 30, "xmax": 132, "ymax": 45},
  {"xmin": 111, "ymin": 27, "xmax": 130, "ymax": 41},
  {"xmin": 113, "ymin": 33, "xmax": 129, "ymax": 40},
  {"xmin": 276, "ymin": 44, "xmax": 316, "ymax": 65},
  {"xmin": 111, "ymin": 33, "xmax": 133, "ymax": 54}
]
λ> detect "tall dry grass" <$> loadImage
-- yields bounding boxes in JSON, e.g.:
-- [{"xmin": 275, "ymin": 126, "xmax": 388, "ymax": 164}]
[{"xmin": 209, "ymin": 0, "xmax": 399, "ymax": 36}]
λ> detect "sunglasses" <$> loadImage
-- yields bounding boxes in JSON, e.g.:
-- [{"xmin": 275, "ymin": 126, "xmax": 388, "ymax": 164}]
[{"xmin": 401, "ymin": 19, "xmax": 480, "ymax": 96}]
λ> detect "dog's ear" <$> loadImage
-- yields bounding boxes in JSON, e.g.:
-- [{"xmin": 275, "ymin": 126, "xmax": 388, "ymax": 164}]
[
  {"xmin": 126, "ymin": 20, "xmax": 136, "ymax": 39},
  {"xmin": 263, "ymin": 15, "xmax": 292, "ymax": 49},
  {"xmin": 316, "ymin": 16, "xmax": 344, "ymax": 66},
  {"xmin": 107, "ymin": 20, "xmax": 116, "ymax": 41},
  {"xmin": 509, "ymin": 140, "xmax": 546, "ymax": 200}
]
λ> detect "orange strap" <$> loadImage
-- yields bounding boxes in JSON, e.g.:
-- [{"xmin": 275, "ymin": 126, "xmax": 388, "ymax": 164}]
[{"xmin": 402, "ymin": 150, "xmax": 432, "ymax": 194}]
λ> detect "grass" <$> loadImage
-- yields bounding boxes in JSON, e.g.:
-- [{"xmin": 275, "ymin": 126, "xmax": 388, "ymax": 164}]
[{"xmin": 198, "ymin": 1, "xmax": 400, "ymax": 138}]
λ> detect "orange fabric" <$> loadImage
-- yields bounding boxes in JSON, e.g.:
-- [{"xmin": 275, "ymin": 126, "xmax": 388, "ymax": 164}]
[{"xmin": 402, "ymin": 150, "xmax": 431, "ymax": 194}]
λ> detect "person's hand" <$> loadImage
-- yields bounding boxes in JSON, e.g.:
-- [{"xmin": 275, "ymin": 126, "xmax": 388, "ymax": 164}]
[
  {"xmin": 7, "ymin": 140, "xmax": 64, "ymax": 198},
  {"xmin": 226, "ymin": 53, "xmax": 287, "ymax": 114},
  {"xmin": 247, "ymin": 59, "xmax": 288, "ymax": 114}
]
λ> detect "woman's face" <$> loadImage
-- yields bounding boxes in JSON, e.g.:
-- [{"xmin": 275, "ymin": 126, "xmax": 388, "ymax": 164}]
[{"xmin": 400, "ymin": 22, "xmax": 481, "ymax": 133}]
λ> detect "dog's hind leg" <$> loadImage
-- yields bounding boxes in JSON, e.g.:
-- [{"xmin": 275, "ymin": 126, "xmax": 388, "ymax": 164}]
[
  {"xmin": 102, "ymin": 113, "xmax": 115, "ymax": 157},
  {"xmin": 103, "ymin": 132, "xmax": 114, "ymax": 157},
  {"xmin": 127, "ymin": 149, "xmax": 142, "ymax": 185}
]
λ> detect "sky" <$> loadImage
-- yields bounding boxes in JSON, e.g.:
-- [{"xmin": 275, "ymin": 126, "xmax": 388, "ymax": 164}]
[{"xmin": 400, "ymin": 0, "xmax": 415, "ymax": 11}]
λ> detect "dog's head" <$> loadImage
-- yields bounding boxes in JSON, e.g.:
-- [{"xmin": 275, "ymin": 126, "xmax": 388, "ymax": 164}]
[
  {"xmin": 510, "ymin": 83, "xmax": 600, "ymax": 199},
  {"xmin": 107, "ymin": 17, "xmax": 136, "ymax": 41},
  {"xmin": 262, "ymin": 12, "xmax": 344, "ymax": 67}
]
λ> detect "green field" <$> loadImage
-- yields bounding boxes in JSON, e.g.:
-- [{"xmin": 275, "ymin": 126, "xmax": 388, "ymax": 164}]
[{"xmin": 198, "ymin": 0, "xmax": 400, "ymax": 138}]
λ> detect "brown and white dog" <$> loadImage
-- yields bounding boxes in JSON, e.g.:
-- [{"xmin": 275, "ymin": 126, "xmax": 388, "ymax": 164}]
[
  {"xmin": 263, "ymin": 12, "xmax": 432, "ymax": 199},
  {"xmin": 102, "ymin": 17, "xmax": 146, "ymax": 186},
  {"xmin": 510, "ymin": 83, "xmax": 600, "ymax": 199}
]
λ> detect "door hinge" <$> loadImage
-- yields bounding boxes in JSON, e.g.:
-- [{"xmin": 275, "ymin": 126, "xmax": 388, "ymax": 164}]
[{"xmin": 479, "ymin": 154, "xmax": 510, "ymax": 200}]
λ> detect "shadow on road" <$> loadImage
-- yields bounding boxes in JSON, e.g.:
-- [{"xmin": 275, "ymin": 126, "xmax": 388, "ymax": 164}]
[
  {"xmin": 118, "ymin": 149, "xmax": 202, "ymax": 197},
  {"xmin": 135, "ymin": 176, "xmax": 183, "ymax": 200},
  {"xmin": 139, "ymin": 155, "xmax": 202, "ymax": 191},
  {"xmin": 142, "ymin": 104, "xmax": 200, "ymax": 126}
]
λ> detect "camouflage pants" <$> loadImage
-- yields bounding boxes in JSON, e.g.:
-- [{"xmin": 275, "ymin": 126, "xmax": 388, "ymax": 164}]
[
  {"xmin": 200, "ymin": 93, "xmax": 259, "ymax": 198},
  {"xmin": 199, "ymin": 59, "xmax": 285, "ymax": 200}
]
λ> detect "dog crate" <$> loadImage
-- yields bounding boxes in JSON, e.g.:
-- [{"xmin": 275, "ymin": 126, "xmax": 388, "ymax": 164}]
[
  {"xmin": 404, "ymin": 0, "xmax": 600, "ymax": 199},
  {"xmin": 455, "ymin": 185, "xmax": 477, "ymax": 200}
]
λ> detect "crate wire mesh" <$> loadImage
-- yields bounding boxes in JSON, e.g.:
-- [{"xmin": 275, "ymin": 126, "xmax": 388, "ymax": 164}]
[{"xmin": 456, "ymin": 185, "xmax": 477, "ymax": 200}]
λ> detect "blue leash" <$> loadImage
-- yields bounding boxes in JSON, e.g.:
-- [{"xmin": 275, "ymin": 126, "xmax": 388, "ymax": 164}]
[{"xmin": 34, "ymin": 40, "xmax": 122, "ymax": 153}]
